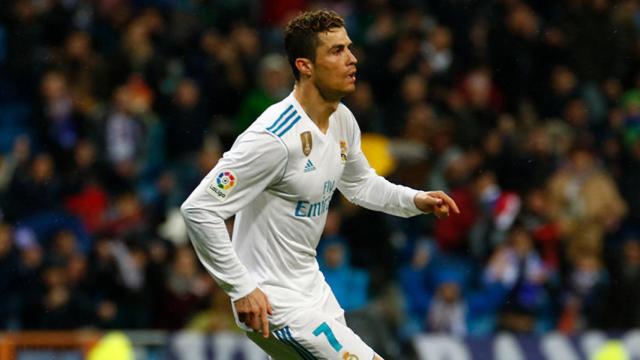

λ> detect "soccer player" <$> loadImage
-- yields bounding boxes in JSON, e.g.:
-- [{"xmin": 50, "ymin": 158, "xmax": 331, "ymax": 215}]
[{"xmin": 181, "ymin": 10, "xmax": 460, "ymax": 359}]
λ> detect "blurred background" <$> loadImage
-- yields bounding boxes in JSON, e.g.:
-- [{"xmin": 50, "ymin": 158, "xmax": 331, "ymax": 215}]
[{"xmin": 0, "ymin": 0, "xmax": 640, "ymax": 358}]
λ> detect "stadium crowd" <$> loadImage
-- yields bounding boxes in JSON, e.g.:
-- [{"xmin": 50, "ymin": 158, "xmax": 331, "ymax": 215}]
[{"xmin": 1, "ymin": 0, "xmax": 640, "ymax": 356}]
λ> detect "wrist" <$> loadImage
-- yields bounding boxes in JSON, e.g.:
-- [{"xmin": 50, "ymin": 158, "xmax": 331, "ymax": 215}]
[{"xmin": 413, "ymin": 191, "xmax": 430, "ymax": 213}]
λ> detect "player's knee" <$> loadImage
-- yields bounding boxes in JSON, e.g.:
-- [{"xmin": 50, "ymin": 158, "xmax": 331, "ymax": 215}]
[{"xmin": 373, "ymin": 355, "xmax": 384, "ymax": 360}]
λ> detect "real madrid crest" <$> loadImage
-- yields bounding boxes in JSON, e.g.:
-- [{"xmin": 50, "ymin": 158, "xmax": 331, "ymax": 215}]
[
  {"xmin": 340, "ymin": 140, "xmax": 348, "ymax": 162},
  {"xmin": 301, "ymin": 131, "xmax": 313, "ymax": 156}
]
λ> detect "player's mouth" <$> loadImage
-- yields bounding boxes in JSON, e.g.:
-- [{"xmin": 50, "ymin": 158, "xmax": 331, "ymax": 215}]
[{"xmin": 347, "ymin": 70, "xmax": 356, "ymax": 83}]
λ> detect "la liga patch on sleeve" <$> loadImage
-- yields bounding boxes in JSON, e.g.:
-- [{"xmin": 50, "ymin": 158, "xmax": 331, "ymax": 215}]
[{"xmin": 206, "ymin": 170, "xmax": 237, "ymax": 201}]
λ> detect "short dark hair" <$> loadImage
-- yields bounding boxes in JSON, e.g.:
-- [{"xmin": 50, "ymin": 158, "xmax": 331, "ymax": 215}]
[{"xmin": 284, "ymin": 10, "xmax": 345, "ymax": 81}]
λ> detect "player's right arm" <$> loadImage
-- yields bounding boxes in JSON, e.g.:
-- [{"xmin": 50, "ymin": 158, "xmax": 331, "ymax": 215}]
[{"xmin": 180, "ymin": 130, "xmax": 286, "ymax": 336}]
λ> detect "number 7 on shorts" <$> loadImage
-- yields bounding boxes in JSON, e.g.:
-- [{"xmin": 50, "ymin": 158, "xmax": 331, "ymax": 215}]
[{"xmin": 313, "ymin": 322, "xmax": 343, "ymax": 352}]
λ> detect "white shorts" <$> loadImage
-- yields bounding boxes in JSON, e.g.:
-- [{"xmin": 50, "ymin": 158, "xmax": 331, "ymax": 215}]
[{"xmin": 247, "ymin": 310, "xmax": 375, "ymax": 360}]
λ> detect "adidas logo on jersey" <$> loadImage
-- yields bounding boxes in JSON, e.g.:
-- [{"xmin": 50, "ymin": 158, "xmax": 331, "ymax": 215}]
[{"xmin": 304, "ymin": 159, "xmax": 316, "ymax": 173}]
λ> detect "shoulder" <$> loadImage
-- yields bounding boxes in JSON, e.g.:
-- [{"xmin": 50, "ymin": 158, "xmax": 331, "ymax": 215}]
[
  {"xmin": 333, "ymin": 103, "xmax": 360, "ymax": 143},
  {"xmin": 249, "ymin": 94, "xmax": 300, "ymax": 138},
  {"xmin": 242, "ymin": 97, "xmax": 299, "ymax": 148},
  {"xmin": 227, "ymin": 127, "xmax": 288, "ymax": 164},
  {"xmin": 262, "ymin": 103, "xmax": 303, "ymax": 140},
  {"xmin": 335, "ymin": 103, "xmax": 358, "ymax": 130},
  {"xmin": 336, "ymin": 102, "xmax": 356, "ymax": 123}
]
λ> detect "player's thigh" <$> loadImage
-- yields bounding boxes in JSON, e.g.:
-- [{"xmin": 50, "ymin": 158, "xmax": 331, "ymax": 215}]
[
  {"xmin": 247, "ymin": 330, "xmax": 302, "ymax": 359},
  {"xmin": 273, "ymin": 313, "xmax": 375, "ymax": 360}
]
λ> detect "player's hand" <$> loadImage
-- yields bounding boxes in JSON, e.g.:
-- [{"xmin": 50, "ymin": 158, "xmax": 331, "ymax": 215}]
[
  {"xmin": 233, "ymin": 288, "xmax": 273, "ymax": 338},
  {"xmin": 414, "ymin": 191, "xmax": 460, "ymax": 219}
]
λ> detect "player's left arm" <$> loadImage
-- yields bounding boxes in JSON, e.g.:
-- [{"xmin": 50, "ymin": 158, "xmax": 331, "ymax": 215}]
[{"xmin": 337, "ymin": 110, "xmax": 459, "ymax": 218}]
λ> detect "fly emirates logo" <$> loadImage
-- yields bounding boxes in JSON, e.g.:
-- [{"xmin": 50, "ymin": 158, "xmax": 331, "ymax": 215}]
[{"xmin": 294, "ymin": 180, "xmax": 335, "ymax": 218}]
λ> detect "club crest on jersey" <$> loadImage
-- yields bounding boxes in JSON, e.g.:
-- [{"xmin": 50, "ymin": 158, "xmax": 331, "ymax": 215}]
[
  {"xmin": 342, "ymin": 352, "xmax": 359, "ymax": 360},
  {"xmin": 206, "ymin": 170, "xmax": 237, "ymax": 201},
  {"xmin": 340, "ymin": 140, "xmax": 348, "ymax": 162},
  {"xmin": 300, "ymin": 131, "xmax": 313, "ymax": 156}
]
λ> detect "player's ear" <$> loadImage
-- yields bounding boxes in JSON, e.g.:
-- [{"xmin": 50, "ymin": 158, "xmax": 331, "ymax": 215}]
[{"xmin": 295, "ymin": 58, "xmax": 313, "ymax": 78}]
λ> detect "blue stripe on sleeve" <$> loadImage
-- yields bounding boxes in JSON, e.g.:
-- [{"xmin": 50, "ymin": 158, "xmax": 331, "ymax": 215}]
[
  {"xmin": 270, "ymin": 110, "xmax": 297, "ymax": 135},
  {"xmin": 266, "ymin": 104, "xmax": 294, "ymax": 131},
  {"xmin": 276, "ymin": 115, "xmax": 301, "ymax": 137}
]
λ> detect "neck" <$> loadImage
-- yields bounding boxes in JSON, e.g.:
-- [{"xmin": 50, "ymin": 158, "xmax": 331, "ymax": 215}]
[{"xmin": 293, "ymin": 80, "xmax": 340, "ymax": 133}]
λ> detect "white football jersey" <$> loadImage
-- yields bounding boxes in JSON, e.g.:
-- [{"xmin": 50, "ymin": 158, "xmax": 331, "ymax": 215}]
[{"xmin": 181, "ymin": 91, "xmax": 423, "ymax": 328}]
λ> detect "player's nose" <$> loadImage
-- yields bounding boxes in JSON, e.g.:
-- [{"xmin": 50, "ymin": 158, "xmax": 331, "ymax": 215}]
[{"xmin": 346, "ymin": 48, "xmax": 358, "ymax": 65}]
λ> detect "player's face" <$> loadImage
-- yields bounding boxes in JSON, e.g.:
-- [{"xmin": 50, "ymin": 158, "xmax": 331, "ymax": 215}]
[{"xmin": 311, "ymin": 27, "xmax": 357, "ymax": 99}]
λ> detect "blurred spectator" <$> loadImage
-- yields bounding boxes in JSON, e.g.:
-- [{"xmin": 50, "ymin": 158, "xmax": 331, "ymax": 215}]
[
  {"xmin": 198, "ymin": 29, "xmax": 249, "ymax": 117},
  {"xmin": 319, "ymin": 210, "xmax": 370, "ymax": 311},
  {"xmin": 0, "ymin": 136, "xmax": 31, "ymax": 194},
  {"xmin": 15, "ymin": 228, "xmax": 44, "ymax": 328},
  {"xmin": 433, "ymin": 167, "xmax": 479, "ymax": 252},
  {"xmin": 520, "ymin": 187, "xmax": 561, "ymax": 270},
  {"xmin": 402, "ymin": 103, "xmax": 437, "ymax": 146},
  {"xmin": 548, "ymin": 144, "xmax": 626, "ymax": 261},
  {"xmin": 559, "ymin": 0, "xmax": 629, "ymax": 83},
  {"xmin": 541, "ymin": 66, "xmax": 580, "ymax": 120},
  {"xmin": 426, "ymin": 270, "xmax": 467, "ymax": 337},
  {"xmin": 608, "ymin": 235, "xmax": 640, "ymax": 329},
  {"xmin": 100, "ymin": 84, "xmax": 146, "ymax": 189},
  {"xmin": 86, "ymin": 236, "xmax": 121, "ymax": 327},
  {"xmin": 344, "ymin": 80, "xmax": 384, "ymax": 133},
  {"xmin": 37, "ymin": 264, "xmax": 73, "ymax": 328},
  {"xmin": 235, "ymin": 54, "xmax": 292, "ymax": 133},
  {"xmin": 156, "ymin": 245, "xmax": 212, "ymax": 329},
  {"xmin": 62, "ymin": 140, "xmax": 109, "ymax": 234},
  {"xmin": 111, "ymin": 240, "xmax": 151, "ymax": 328},
  {"xmin": 447, "ymin": 68, "xmax": 503, "ymax": 149},
  {"xmin": 338, "ymin": 197, "xmax": 395, "ymax": 290},
  {"xmin": 58, "ymin": 30, "xmax": 109, "ymax": 112},
  {"xmin": 398, "ymin": 239, "xmax": 438, "ymax": 333},
  {"xmin": 623, "ymin": 89, "xmax": 640, "ymax": 141},
  {"xmin": 346, "ymin": 285, "xmax": 406, "ymax": 359},
  {"xmin": 100, "ymin": 192, "xmax": 146, "ymax": 236},
  {"xmin": 49, "ymin": 229, "xmax": 79, "ymax": 265},
  {"xmin": 510, "ymin": 125, "xmax": 558, "ymax": 193},
  {"xmin": 469, "ymin": 171, "xmax": 521, "ymax": 259},
  {"xmin": 488, "ymin": 2, "xmax": 542, "ymax": 110},
  {"xmin": 387, "ymin": 31, "xmax": 426, "ymax": 83},
  {"xmin": 384, "ymin": 72, "xmax": 429, "ymax": 136},
  {"xmin": 422, "ymin": 25, "xmax": 453, "ymax": 76},
  {"xmin": 4, "ymin": 153, "xmax": 61, "ymax": 221},
  {"xmin": 165, "ymin": 78, "xmax": 210, "ymax": 160},
  {"xmin": 319, "ymin": 238, "xmax": 370, "ymax": 312},
  {"xmin": 34, "ymin": 70, "xmax": 88, "ymax": 173},
  {"xmin": 108, "ymin": 10, "xmax": 165, "ymax": 91},
  {"xmin": 0, "ymin": 223, "xmax": 19, "ymax": 329},
  {"xmin": 187, "ymin": 283, "xmax": 239, "ymax": 333},
  {"xmin": 228, "ymin": 22, "xmax": 261, "ymax": 79},
  {"xmin": 61, "ymin": 139, "xmax": 100, "ymax": 192},
  {"xmin": 484, "ymin": 225, "xmax": 548, "ymax": 333},
  {"xmin": 558, "ymin": 253, "xmax": 609, "ymax": 333},
  {"xmin": 426, "ymin": 267, "xmax": 508, "ymax": 337}
]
